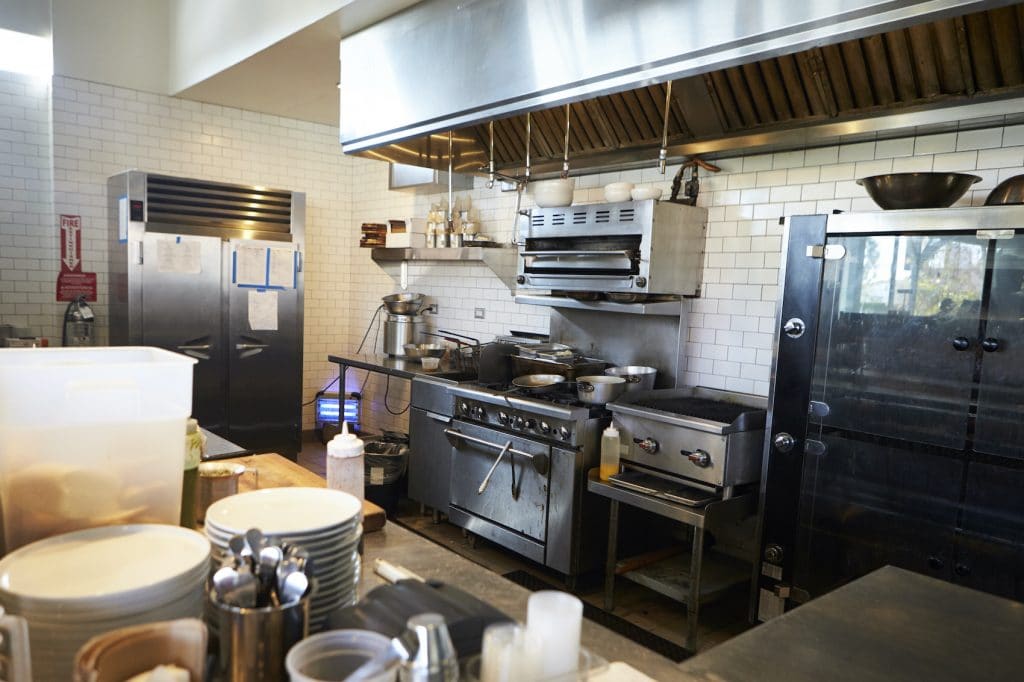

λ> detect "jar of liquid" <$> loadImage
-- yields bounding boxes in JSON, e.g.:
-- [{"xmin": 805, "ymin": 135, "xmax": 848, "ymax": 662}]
[{"xmin": 327, "ymin": 421, "xmax": 365, "ymax": 502}]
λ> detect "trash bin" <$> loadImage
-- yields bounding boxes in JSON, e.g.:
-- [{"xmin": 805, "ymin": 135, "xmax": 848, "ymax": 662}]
[{"xmin": 363, "ymin": 432, "xmax": 409, "ymax": 516}]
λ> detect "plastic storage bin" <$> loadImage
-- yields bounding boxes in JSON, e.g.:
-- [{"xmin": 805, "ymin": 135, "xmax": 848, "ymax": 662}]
[{"xmin": 0, "ymin": 346, "xmax": 196, "ymax": 550}]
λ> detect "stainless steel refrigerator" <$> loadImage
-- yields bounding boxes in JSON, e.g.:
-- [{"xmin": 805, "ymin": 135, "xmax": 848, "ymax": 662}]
[{"xmin": 107, "ymin": 171, "xmax": 305, "ymax": 456}]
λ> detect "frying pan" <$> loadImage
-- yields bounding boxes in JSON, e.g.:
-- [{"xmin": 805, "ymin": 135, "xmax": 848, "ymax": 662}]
[{"xmin": 511, "ymin": 374, "xmax": 566, "ymax": 394}]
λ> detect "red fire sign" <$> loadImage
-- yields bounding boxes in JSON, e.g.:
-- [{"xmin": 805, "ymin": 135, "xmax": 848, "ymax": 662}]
[{"xmin": 57, "ymin": 214, "xmax": 97, "ymax": 301}]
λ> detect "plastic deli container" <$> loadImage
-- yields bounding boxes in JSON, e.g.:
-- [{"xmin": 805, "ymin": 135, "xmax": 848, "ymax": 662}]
[
  {"xmin": 0, "ymin": 347, "xmax": 196, "ymax": 550},
  {"xmin": 286, "ymin": 629, "xmax": 395, "ymax": 682}
]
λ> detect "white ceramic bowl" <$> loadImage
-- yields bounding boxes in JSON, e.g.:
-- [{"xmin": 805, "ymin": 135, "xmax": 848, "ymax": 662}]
[
  {"xmin": 604, "ymin": 182, "xmax": 635, "ymax": 202},
  {"xmin": 630, "ymin": 187, "xmax": 663, "ymax": 201},
  {"xmin": 532, "ymin": 179, "xmax": 575, "ymax": 207}
]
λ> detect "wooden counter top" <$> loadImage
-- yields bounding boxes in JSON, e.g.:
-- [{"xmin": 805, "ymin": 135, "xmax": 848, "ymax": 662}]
[{"xmin": 218, "ymin": 453, "xmax": 386, "ymax": 533}]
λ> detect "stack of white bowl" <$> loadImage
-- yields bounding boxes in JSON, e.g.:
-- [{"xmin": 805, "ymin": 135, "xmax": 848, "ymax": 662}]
[
  {"xmin": 0, "ymin": 524, "xmax": 210, "ymax": 681},
  {"xmin": 204, "ymin": 487, "xmax": 363, "ymax": 631}
]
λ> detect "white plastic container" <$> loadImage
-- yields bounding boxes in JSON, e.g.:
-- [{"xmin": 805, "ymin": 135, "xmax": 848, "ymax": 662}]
[
  {"xmin": 526, "ymin": 590, "xmax": 583, "ymax": 679},
  {"xmin": 327, "ymin": 421, "xmax": 365, "ymax": 502},
  {"xmin": 0, "ymin": 347, "xmax": 196, "ymax": 550}
]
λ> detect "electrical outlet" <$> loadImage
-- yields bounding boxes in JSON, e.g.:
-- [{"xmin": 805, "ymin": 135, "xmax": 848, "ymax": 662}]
[
  {"xmin": 474, "ymin": 308, "xmax": 486, "ymax": 319},
  {"xmin": 426, "ymin": 303, "xmax": 438, "ymax": 314}
]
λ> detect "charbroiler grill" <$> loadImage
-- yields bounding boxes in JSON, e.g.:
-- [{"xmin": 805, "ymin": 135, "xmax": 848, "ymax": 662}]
[{"xmin": 608, "ymin": 387, "xmax": 768, "ymax": 504}]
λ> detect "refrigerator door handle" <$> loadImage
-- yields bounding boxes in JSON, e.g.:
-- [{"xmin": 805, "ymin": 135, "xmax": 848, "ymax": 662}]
[
  {"xmin": 176, "ymin": 343, "xmax": 212, "ymax": 360},
  {"xmin": 236, "ymin": 342, "xmax": 269, "ymax": 358}
]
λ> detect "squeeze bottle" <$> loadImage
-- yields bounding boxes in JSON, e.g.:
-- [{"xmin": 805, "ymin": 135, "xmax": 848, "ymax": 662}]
[
  {"xmin": 599, "ymin": 425, "xmax": 620, "ymax": 481},
  {"xmin": 327, "ymin": 421, "xmax": 365, "ymax": 502}
]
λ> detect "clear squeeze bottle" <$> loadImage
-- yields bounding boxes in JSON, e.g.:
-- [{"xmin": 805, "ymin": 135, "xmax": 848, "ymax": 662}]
[
  {"xmin": 327, "ymin": 421, "xmax": 366, "ymax": 502},
  {"xmin": 599, "ymin": 424, "xmax": 621, "ymax": 481}
]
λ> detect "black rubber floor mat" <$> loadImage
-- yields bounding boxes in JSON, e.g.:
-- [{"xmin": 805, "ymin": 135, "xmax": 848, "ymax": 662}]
[{"xmin": 502, "ymin": 569, "xmax": 692, "ymax": 663}]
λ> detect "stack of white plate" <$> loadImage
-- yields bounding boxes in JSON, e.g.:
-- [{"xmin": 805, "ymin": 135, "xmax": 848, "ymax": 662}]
[
  {"xmin": 0, "ymin": 524, "xmax": 210, "ymax": 681},
  {"xmin": 204, "ymin": 487, "xmax": 362, "ymax": 631}
]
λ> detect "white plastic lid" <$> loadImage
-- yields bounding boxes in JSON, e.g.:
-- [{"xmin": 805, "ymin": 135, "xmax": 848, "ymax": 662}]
[
  {"xmin": 603, "ymin": 424, "xmax": 619, "ymax": 438},
  {"xmin": 327, "ymin": 421, "xmax": 364, "ymax": 458}
]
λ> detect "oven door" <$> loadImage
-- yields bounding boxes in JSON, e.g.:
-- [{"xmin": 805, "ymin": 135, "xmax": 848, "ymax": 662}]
[{"xmin": 446, "ymin": 420, "xmax": 551, "ymax": 559}]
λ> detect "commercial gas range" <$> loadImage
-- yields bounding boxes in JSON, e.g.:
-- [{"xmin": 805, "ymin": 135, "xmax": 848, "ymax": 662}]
[{"xmin": 444, "ymin": 382, "xmax": 611, "ymax": 577}]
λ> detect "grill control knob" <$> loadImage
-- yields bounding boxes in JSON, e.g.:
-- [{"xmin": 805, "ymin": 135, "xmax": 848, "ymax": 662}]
[
  {"xmin": 459, "ymin": 402, "xmax": 470, "ymax": 415},
  {"xmin": 472, "ymin": 405, "xmax": 487, "ymax": 420},
  {"xmin": 685, "ymin": 449, "xmax": 711, "ymax": 467},
  {"xmin": 773, "ymin": 432, "xmax": 796, "ymax": 453},
  {"xmin": 539, "ymin": 421, "xmax": 551, "ymax": 434},
  {"xmin": 633, "ymin": 437, "xmax": 659, "ymax": 454},
  {"xmin": 558, "ymin": 426, "xmax": 571, "ymax": 441},
  {"xmin": 524, "ymin": 419, "xmax": 537, "ymax": 431},
  {"xmin": 513, "ymin": 416, "xmax": 525, "ymax": 429},
  {"xmin": 498, "ymin": 412, "xmax": 510, "ymax": 425}
]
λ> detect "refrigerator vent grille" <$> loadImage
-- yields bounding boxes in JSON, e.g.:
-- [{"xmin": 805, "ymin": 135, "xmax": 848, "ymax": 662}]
[{"xmin": 146, "ymin": 175, "xmax": 293, "ymax": 232}]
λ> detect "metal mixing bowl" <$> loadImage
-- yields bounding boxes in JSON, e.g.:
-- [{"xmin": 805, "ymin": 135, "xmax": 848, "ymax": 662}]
[
  {"xmin": 857, "ymin": 172, "xmax": 981, "ymax": 210},
  {"xmin": 382, "ymin": 292, "xmax": 424, "ymax": 314},
  {"xmin": 985, "ymin": 174, "xmax": 1024, "ymax": 206},
  {"xmin": 402, "ymin": 343, "xmax": 446, "ymax": 359}
]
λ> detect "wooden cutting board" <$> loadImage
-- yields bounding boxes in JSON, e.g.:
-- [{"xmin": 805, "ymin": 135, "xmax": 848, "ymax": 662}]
[{"xmin": 217, "ymin": 453, "xmax": 386, "ymax": 533}]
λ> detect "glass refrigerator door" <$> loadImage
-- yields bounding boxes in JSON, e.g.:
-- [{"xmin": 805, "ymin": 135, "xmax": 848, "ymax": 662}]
[{"xmin": 794, "ymin": 233, "xmax": 987, "ymax": 595}]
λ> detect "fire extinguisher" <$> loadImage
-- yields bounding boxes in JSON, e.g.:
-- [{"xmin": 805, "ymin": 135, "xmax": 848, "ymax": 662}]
[{"xmin": 62, "ymin": 295, "xmax": 95, "ymax": 346}]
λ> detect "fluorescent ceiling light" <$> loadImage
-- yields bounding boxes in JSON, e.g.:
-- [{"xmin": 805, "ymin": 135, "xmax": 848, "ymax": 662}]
[{"xmin": 0, "ymin": 28, "xmax": 52, "ymax": 79}]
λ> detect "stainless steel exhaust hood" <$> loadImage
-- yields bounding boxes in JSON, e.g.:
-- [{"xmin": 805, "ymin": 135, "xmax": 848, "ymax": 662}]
[{"xmin": 340, "ymin": 0, "xmax": 1024, "ymax": 174}]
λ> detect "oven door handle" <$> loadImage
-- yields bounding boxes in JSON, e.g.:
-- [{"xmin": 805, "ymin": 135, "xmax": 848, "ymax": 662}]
[
  {"xmin": 444, "ymin": 428, "xmax": 550, "ymax": 475},
  {"xmin": 477, "ymin": 440, "xmax": 512, "ymax": 494}
]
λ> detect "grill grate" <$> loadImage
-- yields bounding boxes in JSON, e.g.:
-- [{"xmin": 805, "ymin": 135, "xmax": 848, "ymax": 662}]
[
  {"xmin": 630, "ymin": 397, "xmax": 757, "ymax": 424},
  {"xmin": 146, "ymin": 175, "xmax": 293, "ymax": 232}
]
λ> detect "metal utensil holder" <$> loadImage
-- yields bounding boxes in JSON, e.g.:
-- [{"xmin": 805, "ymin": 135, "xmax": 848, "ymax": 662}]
[{"xmin": 210, "ymin": 584, "xmax": 312, "ymax": 682}]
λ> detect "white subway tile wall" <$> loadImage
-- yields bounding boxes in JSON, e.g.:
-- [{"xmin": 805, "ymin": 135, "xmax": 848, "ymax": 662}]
[
  {"xmin": 3, "ymin": 74, "xmax": 1024, "ymax": 435},
  {"xmin": 0, "ymin": 72, "xmax": 59, "ymax": 341}
]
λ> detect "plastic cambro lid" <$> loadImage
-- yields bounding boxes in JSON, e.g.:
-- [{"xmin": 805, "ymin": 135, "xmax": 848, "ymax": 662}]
[{"xmin": 327, "ymin": 421, "xmax": 365, "ymax": 459}]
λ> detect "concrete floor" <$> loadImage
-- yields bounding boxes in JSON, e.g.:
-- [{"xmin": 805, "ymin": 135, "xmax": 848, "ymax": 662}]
[{"xmin": 297, "ymin": 434, "xmax": 751, "ymax": 654}]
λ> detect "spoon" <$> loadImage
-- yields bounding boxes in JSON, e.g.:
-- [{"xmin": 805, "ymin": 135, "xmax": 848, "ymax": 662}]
[
  {"xmin": 346, "ymin": 629, "xmax": 419, "ymax": 682},
  {"xmin": 279, "ymin": 570, "xmax": 309, "ymax": 604}
]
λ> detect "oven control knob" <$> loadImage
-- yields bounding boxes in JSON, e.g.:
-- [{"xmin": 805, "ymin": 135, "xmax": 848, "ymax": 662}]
[
  {"xmin": 539, "ymin": 421, "xmax": 551, "ymax": 434},
  {"xmin": 524, "ymin": 419, "xmax": 537, "ymax": 431},
  {"xmin": 472, "ymin": 405, "xmax": 487, "ymax": 420},
  {"xmin": 459, "ymin": 401, "xmax": 470, "ymax": 415},
  {"xmin": 498, "ymin": 412, "xmax": 510, "ymax": 425},
  {"xmin": 513, "ymin": 416, "xmax": 525, "ymax": 429},
  {"xmin": 558, "ymin": 426, "xmax": 571, "ymax": 440},
  {"xmin": 685, "ymin": 449, "xmax": 711, "ymax": 467}
]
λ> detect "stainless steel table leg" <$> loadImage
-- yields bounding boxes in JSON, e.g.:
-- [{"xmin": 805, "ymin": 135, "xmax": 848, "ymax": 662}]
[
  {"xmin": 604, "ymin": 499, "xmax": 619, "ymax": 611},
  {"xmin": 686, "ymin": 526, "xmax": 705, "ymax": 652}
]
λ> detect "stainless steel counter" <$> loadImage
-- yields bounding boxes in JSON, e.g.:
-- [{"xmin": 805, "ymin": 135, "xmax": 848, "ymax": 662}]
[
  {"xmin": 327, "ymin": 351, "xmax": 471, "ymax": 382},
  {"xmin": 360, "ymin": 521, "xmax": 682, "ymax": 679},
  {"xmin": 676, "ymin": 565, "xmax": 1024, "ymax": 681}
]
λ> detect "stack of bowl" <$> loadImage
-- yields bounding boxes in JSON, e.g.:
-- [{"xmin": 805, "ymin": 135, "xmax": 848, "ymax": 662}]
[
  {"xmin": 204, "ymin": 487, "xmax": 363, "ymax": 632},
  {"xmin": 0, "ymin": 524, "xmax": 210, "ymax": 680}
]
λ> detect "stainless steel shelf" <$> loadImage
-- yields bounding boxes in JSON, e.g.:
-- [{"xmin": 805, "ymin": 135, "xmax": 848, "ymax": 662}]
[
  {"xmin": 514, "ymin": 294, "xmax": 684, "ymax": 316},
  {"xmin": 621, "ymin": 551, "xmax": 751, "ymax": 606},
  {"xmin": 369, "ymin": 246, "xmax": 518, "ymax": 290},
  {"xmin": 370, "ymin": 246, "xmax": 511, "ymax": 261}
]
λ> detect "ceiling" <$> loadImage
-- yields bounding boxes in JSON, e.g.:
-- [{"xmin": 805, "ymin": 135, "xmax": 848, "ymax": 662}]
[{"xmin": 175, "ymin": 0, "xmax": 421, "ymax": 125}]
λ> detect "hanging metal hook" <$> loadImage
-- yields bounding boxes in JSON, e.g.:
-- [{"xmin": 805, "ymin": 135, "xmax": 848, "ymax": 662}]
[
  {"xmin": 486, "ymin": 121, "xmax": 496, "ymax": 189},
  {"xmin": 524, "ymin": 112, "xmax": 532, "ymax": 182}
]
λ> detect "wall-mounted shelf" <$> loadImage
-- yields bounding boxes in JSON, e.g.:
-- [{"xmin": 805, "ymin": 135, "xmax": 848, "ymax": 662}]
[
  {"xmin": 370, "ymin": 246, "xmax": 517, "ymax": 290},
  {"xmin": 514, "ymin": 294, "xmax": 685, "ymax": 316}
]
